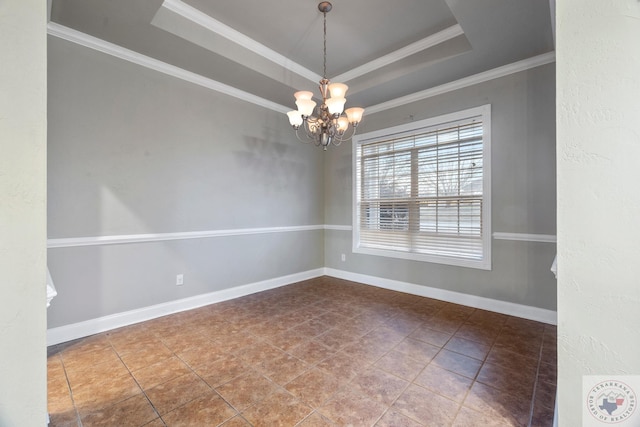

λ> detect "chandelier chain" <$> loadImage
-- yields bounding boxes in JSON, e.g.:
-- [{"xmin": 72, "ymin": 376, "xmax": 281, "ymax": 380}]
[{"xmin": 323, "ymin": 10, "xmax": 327, "ymax": 79}]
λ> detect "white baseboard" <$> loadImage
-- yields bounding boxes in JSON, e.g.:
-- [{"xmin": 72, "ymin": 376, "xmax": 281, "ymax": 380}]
[
  {"xmin": 47, "ymin": 268, "xmax": 324, "ymax": 346},
  {"xmin": 324, "ymin": 268, "xmax": 557, "ymax": 325},
  {"xmin": 48, "ymin": 267, "xmax": 557, "ymax": 345}
]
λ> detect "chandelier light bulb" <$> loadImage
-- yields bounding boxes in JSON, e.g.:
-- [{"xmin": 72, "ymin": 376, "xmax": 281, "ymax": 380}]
[
  {"xmin": 296, "ymin": 99, "xmax": 317, "ymax": 117},
  {"xmin": 345, "ymin": 107, "xmax": 365, "ymax": 125},
  {"xmin": 294, "ymin": 91, "xmax": 314, "ymax": 101},
  {"xmin": 326, "ymin": 97, "xmax": 346, "ymax": 115},
  {"xmin": 287, "ymin": 110, "xmax": 303, "ymax": 127},
  {"xmin": 328, "ymin": 83, "xmax": 348, "ymax": 98}
]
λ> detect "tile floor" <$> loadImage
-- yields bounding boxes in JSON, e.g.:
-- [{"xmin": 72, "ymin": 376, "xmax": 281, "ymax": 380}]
[{"xmin": 47, "ymin": 276, "xmax": 557, "ymax": 427}]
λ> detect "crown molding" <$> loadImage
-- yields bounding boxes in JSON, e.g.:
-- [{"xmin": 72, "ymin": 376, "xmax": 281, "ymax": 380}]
[
  {"xmin": 334, "ymin": 24, "xmax": 465, "ymax": 83},
  {"xmin": 161, "ymin": 0, "xmax": 321, "ymax": 84},
  {"xmin": 366, "ymin": 51, "xmax": 556, "ymax": 114},
  {"xmin": 47, "ymin": 22, "xmax": 290, "ymax": 114},
  {"xmin": 48, "ymin": 19, "xmax": 555, "ymax": 117}
]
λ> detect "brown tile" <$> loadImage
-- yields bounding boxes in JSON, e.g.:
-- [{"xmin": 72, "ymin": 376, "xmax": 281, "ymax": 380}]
[
  {"xmin": 414, "ymin": 364, "xmax": 473, "ymax": 402},
  {"xmin": 392, "ymin": 384, "xmax": 459, "ymax": 425},
  {"xmin": 48, "ymin": 408, "xmax": 79, "ymax": 427},
  {"xmin": 48, "ymin": 386, "xmax": 78, "ymax": 427},
  {"xmin": 215, "ymin": 331, "xmax": 261, "ymax": 353},
  {"xmin": 476, "ymin": 362, "xmax": 536, "ymax": 401},
  {"xmin": 464, "ymin": 382, "xmax": 532, "ymax": 426},
  {"xmin": 219, "ymin": 415, "xmax": 252, "ymax": 426},
  {"xmin": 285, "ymin": 367, "xmax": 343, "ymax": 408},
  {"xmin": 432, "ymin": 349, "xmax": 483, "ymax": 379},
  {"xmin": 364, "ymin": 326, "xmax": 407, "ymax": 348},
  {"xmin": 537, "ymin": 361, "xmax": 557, "ymax": 385},
  {"xmin": 266, "ymin": 329, "xmax": 310, "ymax": 352},
  {"xmin": 242, "ymin": 388, "xmax": 313, "ymax": 427},
  {"xmin": 485, "ymin": 346, "xmax": 539, "ymax": 377},
  {"xmin": 534, "ymin": 379, "xmax": 557, "ymax": 410},
  {"xmin": 215, "ymin": 370, "xmax": 279, "ymax": 411},
  {"xmin": 80, "ymin": 393, "xmax": 157, "ymax": 427},
  {"xmin": 316, "ymin": 352, "xmax": 367, "ymax": 381},
  {"xmin": 530, "ymin": 400, "xmax": 556, "ymax": 427},
  {"xmin": 142, "ymin": 418, "xmax": 166, "ymax": 427},
  {"xmin": 258, "ymin": 352, "xmax": 309, "ymax": 385},
  {"xmin": 290, "ymin": 340, "xmax": 336, "ymax": 365},
  {"xmin": 394, "ymin": 338, "xmax": 440, "ymax": 363},
  {"xmin": 465, "ymin": 310, "xmax": 508, "ymax": 328},
  {"xmin": 409, "ymin": 326, "xmax": 452, "ymax": 347},
  {"xmin": 341, "ymin": 339, "xmax": 389, "ymax": 364},
  {"xmin": 132, "ymin": 356, "xmax": 191, "ymax": 390},
  {"xmin": 145, "ymin": 372, "xmax": 211, "ymax": 415},
  {"xmin": 71, "ymin": 371, "xmax": 142, "ymax": 416},
  {"xmin": 195, "ymin": 353, "xmax": 248, "ymax": 388},
  {"xmin": 375, "ymin": 408, "xmax": 424, "ymax": 427},
  {"xmin": 61, "ymin": 343, "xmax": 120, "ymax": 373},
  {"xmin": 176, "ymin": 340, "xmax": 227, "ymax": 368},
  {"xmin": 494, "ymin": 333, "xmax": 542, "ymax": 359},
  {"xmin": 383, "ymin": 315, "xmax": 422, "ymax": 335},
  {"xmin": 314, "ymin": 327, "xmax": 359, "ymax": 351},
  {"xmin": 161, "ymin": 391, "xmax": 237, "ymax": 427},
  {"xmin": 119, "ymin": 343, "xmax": 174, "ymax": 372},
  {"xmin": 65, "ymin": 352, "xmax": 129, "ymax": 390},
  {"xmin": 374, "ymin": 350, "xmax": 426, "ymax": 381},
  {"xmin": 427, "ymin": 316, "xmax": 465, "ymax": 334},
  {"xmin": 350, "ymin": 367, "xmax": 409, "ymax": 405},
  {"xmin": 318, "ymin": 389, "xmax": 387, "ymax": 426},
  {"xmin": 291, "ymin": 318, "xmax": 333, "ymax": 338},
  {"xmin": 296, "ymin": 411, "xmax": 337, "ymax": 426},
  {"xmin": 444, "ymin": 336, "xmax": 491, "ymax": 360},
  {"xmin": 454, "ymin": 323, "xmax": 500, "ymax": 345},
  {"xmin": 452, "ymin": 406, "xmax": 513, "ymax": 427},
  {"xmin": 236, "ymin": 340, "xmax": 284, "ymax": 366},
  {"xmin": 109, "ymin": 334, "xmax": 165, "ymax": 356}
]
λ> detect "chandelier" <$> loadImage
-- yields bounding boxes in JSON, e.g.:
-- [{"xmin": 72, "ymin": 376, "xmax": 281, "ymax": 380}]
[{"xmin": 286, "ymin": 1, "xmax": 365, "ymax": 150}]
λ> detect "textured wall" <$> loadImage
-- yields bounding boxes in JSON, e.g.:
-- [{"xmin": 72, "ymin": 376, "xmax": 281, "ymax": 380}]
[
  {"xmin": 325, "ymin": 63, "xmax": 557, "ymax": 310},
  {"xmin": 47, "ymin": 37, "xmax": 324, "ymax": 328},
  {"xmin": 0, "ymin": 1, "xmax": 48, "ymax": 425},
  {"xmin": 557, "ymin": 0, "xmax": 640, "ymax": 422}
]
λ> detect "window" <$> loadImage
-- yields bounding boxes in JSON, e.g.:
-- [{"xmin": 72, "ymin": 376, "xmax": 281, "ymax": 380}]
[{"xmin": 353, "ymin": 105, "xmax": 491, "ymax": 269}]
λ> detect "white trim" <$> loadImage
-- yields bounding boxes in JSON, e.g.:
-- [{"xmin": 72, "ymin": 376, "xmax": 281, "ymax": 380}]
[
  {"xmin": 324, "ymin": 224, "xmax": 353, "ymax": 231},
  {"xmin": 47, "ymin": 225, "xmax": 324, "ymax": 248},
  {"xmin": 47, "ymin": 19, "xmax": 555, "ymax": 114},
  {"xmin": 46, "ymin": 22, "xmax": 290, "ymax": 114},
  {"xmin": 493, "ymin": 232, "xmax": 557, "ymax": 243},
  {"xmin": 47, "ymin": 266, "xmax": 557, "ymax": 345},
  {"xmin": 366, "ymin": 51, "xmax": 556, "ymax": 114},
  {"xmin": 160, "ymin": 0, "xmax": 320, "ymax": 84},
  {"xmin": 47, "ymin": 268, "xmax": 324, "ymax": 345},
  {"xmin": 333, "ymin": 24, "xmax": 465, "ymax": 83},
  {"xmin": 324, "ymin": 268, "xmax": 557, "ymax": 325}
]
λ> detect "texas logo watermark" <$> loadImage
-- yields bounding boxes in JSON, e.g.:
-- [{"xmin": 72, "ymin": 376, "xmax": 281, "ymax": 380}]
[{"xmin": 583, "ymin": 376, "xmax": 639, "ymax": 426}]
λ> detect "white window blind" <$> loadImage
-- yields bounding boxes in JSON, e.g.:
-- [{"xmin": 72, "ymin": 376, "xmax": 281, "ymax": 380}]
[{"xmin": 353, "ymin": 105, "xmax": 491, "ymax": 269}]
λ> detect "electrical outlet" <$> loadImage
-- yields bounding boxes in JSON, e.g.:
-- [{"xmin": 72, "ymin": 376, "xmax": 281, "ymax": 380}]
[
  {"xmin": 341, "ymin": 253, "xmax": 346, "ymax": 262},
  {"xmin": 176, "ymin": 274, "xmax": 184, "ymax": 286}
]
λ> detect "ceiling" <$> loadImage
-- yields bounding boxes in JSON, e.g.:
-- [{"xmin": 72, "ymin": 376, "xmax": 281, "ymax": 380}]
[{"xmin": 48, "ymin": 0, "xmax": 555, "ymax": 115}]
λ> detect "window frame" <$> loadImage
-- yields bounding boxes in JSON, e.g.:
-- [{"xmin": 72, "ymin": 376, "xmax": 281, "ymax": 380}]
[{"xmin": 352, "ymin": 105, "xmax": 492, "ymax": 270}]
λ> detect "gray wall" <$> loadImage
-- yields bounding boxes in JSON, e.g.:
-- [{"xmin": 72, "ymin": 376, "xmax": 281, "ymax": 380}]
[
  {"xmin": 324, "ymin": 63, "xmax": 557, "ymax": 311},
  {"xmin": 0, "ymin": 0, "xmax": 48, "ymax": 424},
  {"xmin": 48, "ymin": 35, "xmax": 557, "ymax": 331},
  {"xmin": 47, "ymin": 37, "xmax": 324, "ymax": 328}
]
